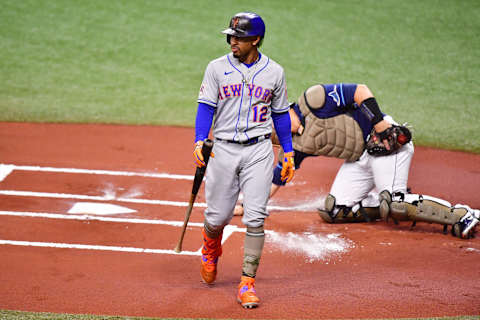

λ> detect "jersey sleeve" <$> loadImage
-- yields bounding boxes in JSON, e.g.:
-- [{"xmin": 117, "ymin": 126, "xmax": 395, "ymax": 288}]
[
  {"xmin": 197, "ymin": 62, "xmax": 219, "ymax": 108},
  {"xmin": 270, "ymin": 68, "xmax": 289, "ymax": 113},
  {"xmin": 272, "ymin": 111, "xmax": 293, "ymax": 153},
  {"xmin": 322, "ymin": 83, "xmax": 357, "ymax": 110}
]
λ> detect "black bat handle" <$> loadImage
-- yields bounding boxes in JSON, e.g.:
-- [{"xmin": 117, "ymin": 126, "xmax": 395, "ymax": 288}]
[{"xmin": 191, "ymin": 139, "xmax": 213, "ymax": 196}]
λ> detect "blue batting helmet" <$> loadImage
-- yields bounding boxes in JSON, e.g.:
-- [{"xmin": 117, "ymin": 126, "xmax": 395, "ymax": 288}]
[{"xmin": 222, "ymin": 12, "xmax": 265, "ymax": 45}]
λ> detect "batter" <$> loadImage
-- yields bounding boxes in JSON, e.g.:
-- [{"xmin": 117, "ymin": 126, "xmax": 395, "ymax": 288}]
[{"xmin": 193, "ymin": 12, "xmax": 294, "ymax": 309}]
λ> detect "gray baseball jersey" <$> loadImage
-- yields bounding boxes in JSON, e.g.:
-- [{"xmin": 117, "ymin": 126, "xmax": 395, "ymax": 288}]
[
  {"xmin": 197, "ymin": 52, "xmax": 289, "ymax": 228},
  {"xmin": 198, "ymin": 52, "xmax": 289, "ymax": 141}
]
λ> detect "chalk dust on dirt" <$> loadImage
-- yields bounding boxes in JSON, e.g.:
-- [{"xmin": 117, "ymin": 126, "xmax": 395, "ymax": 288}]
[{"xmin": 266, "ymin": 231, "xmax": 354, "ymax": 263}]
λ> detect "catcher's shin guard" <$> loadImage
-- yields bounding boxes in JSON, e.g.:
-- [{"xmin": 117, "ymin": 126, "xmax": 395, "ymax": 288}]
[
  {"xmin": 318, "ymin": 194, "xmax": 380, "ymax": 223},
  {"xmin": 381, "ymin": 192, "xmax": 478, "ymax": 238}
]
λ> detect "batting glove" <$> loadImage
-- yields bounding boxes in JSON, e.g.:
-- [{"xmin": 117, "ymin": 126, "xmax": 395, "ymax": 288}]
[
  {"xmin": 193, "ymin": 140, "xmax": 214, "ymax": 168},
  {"xmin": 280, "ymin": 151, "xmax": 295, "ymax": 183}
]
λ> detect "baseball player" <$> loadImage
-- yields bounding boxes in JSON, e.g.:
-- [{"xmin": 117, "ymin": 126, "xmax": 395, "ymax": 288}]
[
  {"xmin": 193, "ymin": 12, "xmax": 294, "ymax": 309},
  {"xmin": 236, "ymin": 83, "xmax": 480, "ymax": 238}
]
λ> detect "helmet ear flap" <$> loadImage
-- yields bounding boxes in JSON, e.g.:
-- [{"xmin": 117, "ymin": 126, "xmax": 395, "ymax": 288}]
[{"xmin": 226, "ymin": 34, "xmax": 231, "ymax": 44}]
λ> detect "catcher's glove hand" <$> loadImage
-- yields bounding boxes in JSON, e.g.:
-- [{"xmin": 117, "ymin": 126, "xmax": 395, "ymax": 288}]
[{"xmin": 366, "ymin": 125, "xmax": 412, "ymax": 156}]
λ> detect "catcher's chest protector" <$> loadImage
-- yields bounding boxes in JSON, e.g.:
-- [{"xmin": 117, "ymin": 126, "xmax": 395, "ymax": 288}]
[{"xmin": 294, "ymin": 100, "xmax": 365, "ymax": 162}]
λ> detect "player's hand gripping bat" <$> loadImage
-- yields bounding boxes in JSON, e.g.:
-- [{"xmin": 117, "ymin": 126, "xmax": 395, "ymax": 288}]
[{"xmin": 174, "ymin": 139, "xmax": 214, "ymax": 253}]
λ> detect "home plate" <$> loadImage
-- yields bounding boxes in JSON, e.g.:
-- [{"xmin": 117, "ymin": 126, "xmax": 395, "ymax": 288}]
[
  {"xmin": 0, "ymin": 164, "xmax": 14, "ymax": 182},
  {"xmin": 68, "ymin": 202, "xmax": 136, "ymax": 215}
]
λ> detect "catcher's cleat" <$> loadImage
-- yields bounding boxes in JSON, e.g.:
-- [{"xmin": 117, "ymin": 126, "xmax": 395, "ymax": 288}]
[
  {"xmin": 452, "ymin": 207, "xmax": 480, "ymax": 239},
  {"xmin": 200, "ymin": 229, "xmax": 222, "ymax": 284},
  {"xmin": 237, "ymin": 276, "xmax": 260, "ymax": 308}
]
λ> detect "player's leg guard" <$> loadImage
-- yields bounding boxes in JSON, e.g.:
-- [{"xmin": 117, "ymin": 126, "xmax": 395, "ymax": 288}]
[
  {"xmin": 200, "ymin": 222, "xmax": 224, "ymax": 284},
  {"xmin": 242, "ymin": 226, "xmax": 265, "ymax": 278},
  {"xmin": 238, "ymin": 226, "xmax": 264, "ymax": 309},
  {"xmin": 380, "ymin": 192, "xmax": 478, "ymax": 239},
  {"xmin": 379, "ymin": 190, "xmax": 393, "ymax": 222},
  {"xmin": 317, "ymin": 194, "xmax": 336, "ymax": 223},
  {"xmin": 318, "ymin": 194, "xmax": 379, "ymax": 223},
  {"xmin": 379, "ymin": 190, "xmax": 411, "ymax": 224}
]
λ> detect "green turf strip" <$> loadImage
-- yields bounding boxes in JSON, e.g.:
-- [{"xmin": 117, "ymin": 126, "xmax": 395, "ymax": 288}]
[
  {"xmin": 0, "ymin": 0, "xmax": 479, "ymax": 153},
  {"xmin": 1, "ymin": 310, "xmax": 479, "ymax": 320}
]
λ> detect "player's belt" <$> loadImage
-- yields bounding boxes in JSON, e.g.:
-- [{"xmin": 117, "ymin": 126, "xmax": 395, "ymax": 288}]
[{"xmin": 217, "ymin": 134, "xmax": 271, "ymax": 145}]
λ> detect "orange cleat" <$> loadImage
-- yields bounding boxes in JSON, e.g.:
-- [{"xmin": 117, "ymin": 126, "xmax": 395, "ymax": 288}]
[
  {"xmin": 237, "ymin": 276, "xmax": 260, "ymax": 308},
  {"xmin": 200, "ymin": 229, "xmax": 222, "ymax": 284}
]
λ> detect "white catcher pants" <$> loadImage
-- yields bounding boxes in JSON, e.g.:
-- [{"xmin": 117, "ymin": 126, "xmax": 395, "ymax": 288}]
[{"xmin": 330, "ymin": 141, "xmax": 414, "ymax": 208}]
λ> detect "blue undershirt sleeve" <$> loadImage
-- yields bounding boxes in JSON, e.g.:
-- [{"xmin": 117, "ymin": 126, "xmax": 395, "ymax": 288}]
[
  {"xmin": 272, "ymin": 111, "xmax": 293, "ymax": 153},
  {"xmin": 195, "ymin": 102, "xmax": 215, "ymax": 142}
]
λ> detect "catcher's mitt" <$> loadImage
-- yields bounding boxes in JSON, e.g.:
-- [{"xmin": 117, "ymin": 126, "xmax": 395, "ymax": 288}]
[{"xmin": 366, "ymin": 125, "xmax": 412, "ymax": 156}]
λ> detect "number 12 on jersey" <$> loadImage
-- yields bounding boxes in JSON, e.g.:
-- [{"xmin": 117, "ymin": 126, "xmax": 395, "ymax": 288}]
[{"xmin": 252, "ymin": 105, "xmax": 268, "ymax": 122}]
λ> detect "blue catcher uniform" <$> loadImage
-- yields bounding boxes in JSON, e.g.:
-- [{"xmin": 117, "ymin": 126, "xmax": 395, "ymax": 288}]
[{"xmin": 273, "ymin": 83, "xmax": 414, "ymax": 211}]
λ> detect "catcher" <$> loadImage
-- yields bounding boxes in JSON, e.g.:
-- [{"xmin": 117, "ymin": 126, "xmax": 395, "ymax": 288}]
[{"xmin": 235, "ymin": 83, "xmax": 479, "ymax": 238}]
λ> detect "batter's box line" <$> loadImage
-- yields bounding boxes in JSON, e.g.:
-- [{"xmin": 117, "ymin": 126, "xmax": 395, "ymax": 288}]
[
  {"xmin": 0, "ymin": 239, "xmax": 203, "ymax": 256},
  {"xmin": 0, "ymin": 211, "xmax": 244, "ymax": 255},
  {"xmin": 0, "ymin": 189, "xmax": 302, "ymax": 211},
  {"xmin": 0, "ymin": 163, "xmax": 315, "ymax": 211},
  {"xmin": 0, "ymin": 163, "xmax": 193, "ymax": 181}
]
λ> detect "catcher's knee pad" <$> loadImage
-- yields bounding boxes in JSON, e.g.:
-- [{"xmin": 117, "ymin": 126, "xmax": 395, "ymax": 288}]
[
  {"xmin": 379, "ymin": 190, "xmax": 392, "ymax": 221},
  {"xmin": 379, "ymin": 190, "xmax": 411, "ymax": 224},
  {"xmin": 325, "ymin": 194, "xmax": 335, "ymax": 212},
  {"xmin": 318, "ymin": 194, "xmax": 336, "ymax": 223},
  {"xmin": 318, "ymin": 194, "xmax": 379, "ymax": 223}
]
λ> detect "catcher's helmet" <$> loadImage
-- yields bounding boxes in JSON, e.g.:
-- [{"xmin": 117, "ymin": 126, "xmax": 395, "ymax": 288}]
[{"xmin": 222, "ymin": 12, "xmax": 265, "ymax": 45}]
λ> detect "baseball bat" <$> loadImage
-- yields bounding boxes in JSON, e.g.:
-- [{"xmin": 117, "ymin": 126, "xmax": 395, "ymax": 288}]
[{"xmin": 174, "ymin": 139, "xmax": 214, "ymax": 253}]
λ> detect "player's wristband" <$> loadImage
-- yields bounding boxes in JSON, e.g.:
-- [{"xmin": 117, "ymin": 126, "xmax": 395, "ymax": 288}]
[{"xmin": 359, "ymin": 97, "xmax": 384, "ymax": 125}]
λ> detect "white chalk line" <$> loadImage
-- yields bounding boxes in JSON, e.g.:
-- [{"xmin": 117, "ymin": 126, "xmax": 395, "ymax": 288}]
[
  {"xmin": 0, "ymin": 163, "xmax": 193, "ymax": 181},
  {"xmin": 0, "ymin": 190, "xmax": 306, "ymax": 212},
  {"xmin": 0, "ymin": 164, "xmax": 319, "ymax": 212},
  {"xmin": 0, "ymin": 210, "xmax": 352, "ymax": 261},
  {"xmin": 0, "ymin": 163, "xmax": 345, "ymax": 259},
  {"xmin": 0, "ymin": 210, "xmax": 244, "ymax": 255},
  {"xmin": 0, "ymin": 210, "xmax": 204, "ymax": 227},
  {"xmin": 0, "ymin": 190, "xmax": 204, "ymax": 208},
  {"xmin": 0, "ymin": 240, "xmax": 202, "ymax": 256}
]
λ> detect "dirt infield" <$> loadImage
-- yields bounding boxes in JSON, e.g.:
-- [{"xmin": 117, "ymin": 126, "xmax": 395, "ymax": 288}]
[{"xmin": 0, "ymin": 122, "xmax": 479, "ymax": 319}]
